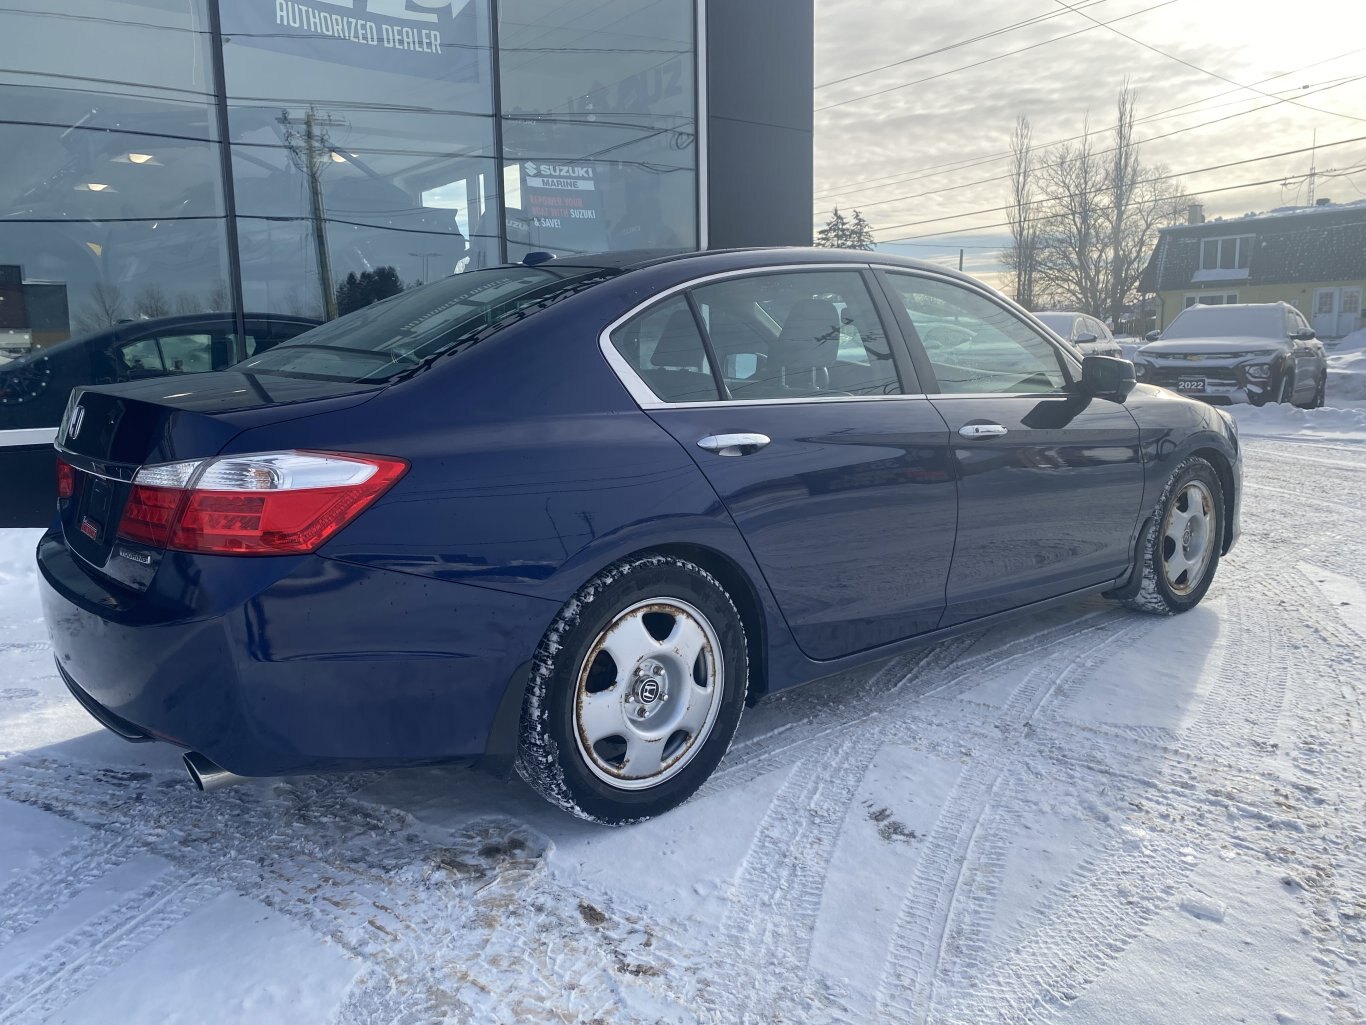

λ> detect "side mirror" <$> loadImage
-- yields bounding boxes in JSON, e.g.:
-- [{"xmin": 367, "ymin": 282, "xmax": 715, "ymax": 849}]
[
  {"xmin": 1144, "ymin": 329, "xmax": 1162, "ymax": 342},
  {"xmin": 1291, "ymin": 328, "xmax": 1316, "ymax": 341},
  {"xmin": 1074, "ymin": 332, "xmax": 1099, "ymax": 344},
  {"xmin": 1080, "ymin": 354, "xmax": 1136, "ymax": 402}
]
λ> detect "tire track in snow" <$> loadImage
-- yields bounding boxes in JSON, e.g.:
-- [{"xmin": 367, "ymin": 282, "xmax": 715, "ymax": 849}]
[
  {"xmin": 928, "ymin": 568, "xmax": 1299, "ymax": 1023},
  {"xmin": 0, "ymin": 873, "xmax": 218, "ymax": 1025},
  {"xmin": 872, "ymin": 615, "xmax": 1160, "ymax": 1025}
]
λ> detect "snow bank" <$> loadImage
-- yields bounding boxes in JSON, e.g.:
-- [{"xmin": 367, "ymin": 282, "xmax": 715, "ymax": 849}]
[
  {"xmin": 1326, "ymin": 327, "xmax": 1366, "ymax": 408},
  {"xmin": 0, "ymin": 528, "xmax": 42, "ymax": 624},
  {"xmin": 1231, "ymin": 402, "xmax": 1366, "ymax": 442}
]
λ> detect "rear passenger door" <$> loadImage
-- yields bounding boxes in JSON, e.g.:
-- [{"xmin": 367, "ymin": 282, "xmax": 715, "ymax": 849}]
[
  {"xmin": 878, "ymin": 270, "xmax": 1145, "ymax": 626},
  {"xmin": 605, "ymin": 267, "xmax": 957, "ymax": 660}
]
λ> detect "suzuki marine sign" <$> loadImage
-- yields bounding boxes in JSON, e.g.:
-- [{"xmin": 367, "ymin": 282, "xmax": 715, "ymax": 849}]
[{"xmin": 227, "ymin": 0, "xmax": 479, "ymax": 77}]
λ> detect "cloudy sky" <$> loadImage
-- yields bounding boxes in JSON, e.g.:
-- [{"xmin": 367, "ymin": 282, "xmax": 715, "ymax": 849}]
[{"xmin": 812, "ymin": 0, "xmax": 1366, "ymax": 285}]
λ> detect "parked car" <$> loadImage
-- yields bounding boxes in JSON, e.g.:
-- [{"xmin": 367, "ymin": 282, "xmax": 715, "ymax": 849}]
[
  {"xmin": 38, "ymin": 249, "xmax": 1241, "ymax": 823},
  {"xmin": 1133, "ymin": 302, "xmax": 1327, "ymax": 407},
  {"xmin": 0, "ymin": 313, "xmax": 319, "ymax": 436},
  {"xmin": 1035, "ymin": 311, "xmax": 1125, "ymax": 358},
  {"xmin": 1, "ymin": 313, "xmax": 319, "ymax": 528}
]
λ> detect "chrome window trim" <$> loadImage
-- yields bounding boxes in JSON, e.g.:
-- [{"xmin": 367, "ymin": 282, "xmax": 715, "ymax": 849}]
[
  {"xmin": 599, "ymin": 262, "xmax": 885, "ymax": 409},
  {"xmin": 597, "ymin": 262, "xmax": 1084, "ymax": 410},
  {"xmin": 0, "ymin": 426, "xmax": 58, "ymax": 448}
]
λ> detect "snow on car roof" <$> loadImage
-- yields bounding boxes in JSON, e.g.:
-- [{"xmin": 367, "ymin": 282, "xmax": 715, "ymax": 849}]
[{"xmin": 1162, "ymin": 303, "xmax": 1285, "ymax": 339}]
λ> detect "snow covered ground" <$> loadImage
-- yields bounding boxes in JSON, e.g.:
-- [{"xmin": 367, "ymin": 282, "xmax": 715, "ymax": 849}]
[{"xmin": 3, "ymin": 433, "xmax": 1366, "ymax": 1023}]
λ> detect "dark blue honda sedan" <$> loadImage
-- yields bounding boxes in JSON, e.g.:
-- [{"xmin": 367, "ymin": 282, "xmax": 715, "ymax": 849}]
[{"xmin": 38, "ymin": 248, "xmax": 1241, "ymax": 823}]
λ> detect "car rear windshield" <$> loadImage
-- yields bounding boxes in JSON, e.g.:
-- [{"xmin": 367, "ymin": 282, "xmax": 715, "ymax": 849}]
[
  {"xmin": 1162, "ymin": 306, "xmax": 1282, "ymax": 340},
  {"xmin": 234, "ymin": 265, "xmax": 616, "ymax": 383}
]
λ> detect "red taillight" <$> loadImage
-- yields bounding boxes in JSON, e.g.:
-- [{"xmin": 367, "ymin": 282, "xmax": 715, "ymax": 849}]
[
  {"xmin": 56, "ymin": 458, "xmax": 75, "ymax": 500},
  {"xmin": 115, "ymin": 451, "xmax": 407, "ymax": 556},
  {"xmin": 119, "ymin": 485, "xmax": 183, "ymax": 548}
]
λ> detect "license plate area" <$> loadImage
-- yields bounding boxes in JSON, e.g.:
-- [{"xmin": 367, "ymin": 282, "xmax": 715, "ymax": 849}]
[
  {"xmin": 83, "ymin": 477, "xmax": 112, "ymax": 541},
  {"xmin": 1176, "ymin": 377, "xmax": 1206, "ymax": 393}
]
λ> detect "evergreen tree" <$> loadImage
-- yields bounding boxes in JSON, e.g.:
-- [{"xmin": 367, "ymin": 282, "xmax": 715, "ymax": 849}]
[
  {"xmin": 815, "ymin": 208, "xmax": 849, "ymax": 248},
  {"xmin": 335, "ymin": 266, "xmax": 404, "ymax": 316},
  {"xmin": 847, "ymin": 209, "xmax": 875, "ymax": 250}
]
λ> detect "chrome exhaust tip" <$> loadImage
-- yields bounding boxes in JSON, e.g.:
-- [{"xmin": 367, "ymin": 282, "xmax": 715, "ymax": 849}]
[{"xmin": 183, "ymin": 751, "xmax": 248, "ymax": 791}]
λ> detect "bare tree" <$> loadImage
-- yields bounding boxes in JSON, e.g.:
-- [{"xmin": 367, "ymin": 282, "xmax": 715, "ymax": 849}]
[
  {"xmin": 134, "ymin": 284, "xmax": 171, "ymax": 319},
  {"xmin": 1105, "ymin": 81, "xmax": 1141, "ymax": 325},
  {"xmin": 1003, "ymin": 115, "xmax": 1039, "ymax": 309},
  {"xmin": 1032, "ymin": 87, "xmax": 1189, "ymax": 319},
  {"xmin": 74, "ymin": 282, "xmax": 127, "ymax": 334},
  {"xmin": 1035, "ymin": 118, "xmax": 1107, "ymax": 314}
]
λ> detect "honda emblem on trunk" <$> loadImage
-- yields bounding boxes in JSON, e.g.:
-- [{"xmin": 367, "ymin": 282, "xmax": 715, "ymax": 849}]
[{"xmin": 68, "ymin": 404, "xmax": 85, "ymax": 441}]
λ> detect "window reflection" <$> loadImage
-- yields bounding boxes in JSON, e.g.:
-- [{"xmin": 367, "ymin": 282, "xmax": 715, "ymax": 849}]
[
  {"xmin": 219, "ymin": 0, "xmax": 499, "ymax": 319},
  {"xmin": 0, "ymin": 1, "xmax": 231, "ymax": 431},
  {"xmin": 498, "ymin": 0, "xmax": 697, "ymax": 258}
]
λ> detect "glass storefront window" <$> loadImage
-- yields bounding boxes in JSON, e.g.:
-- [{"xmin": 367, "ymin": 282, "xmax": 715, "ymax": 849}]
[
  {"xmin": 498, "ymin": 0, "xmax": 697, "ymax": 259},
  {"xmin": 0, "ymin": 1, "xmax": 232, "ymax": 432},
  {"xmin": 218, "ymin": 0, "xmax": 499, "ymax": 320}
]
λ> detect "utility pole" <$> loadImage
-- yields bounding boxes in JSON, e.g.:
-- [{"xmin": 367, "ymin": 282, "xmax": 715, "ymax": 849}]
[
  {"xmin": 1307, "ymin": 129, "xmax": 1318, "ymax": 207},
  {"xmin": 958, "ymin": 248, "xmax": 964, "ymax": 272},
  {"xmin": 281, "ymin": 107, "xmax": 338, "ymax": 320}
]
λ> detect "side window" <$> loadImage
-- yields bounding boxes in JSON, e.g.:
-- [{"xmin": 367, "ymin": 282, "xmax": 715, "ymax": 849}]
[
  {"xmin": 1072, "ymin": 317, "xmax": 1087, "ymax": 340},
  {"xmin": 154, "ymin": 333, "xmax": 214, "ymax": 374},
  {"xmin": 690, "ymin": 270, "xmax": 902, "ymax": 399},
  {"xmin": 112, "ymin": 338, "xmax": 166, "ymax": 381},
  {"xmin": 883, "ymin": 273, "xmax": 1068, "ymax": 395},
  {"xmin": 609, "ymin": 296, "xmax": 720, "ymax": 403}
]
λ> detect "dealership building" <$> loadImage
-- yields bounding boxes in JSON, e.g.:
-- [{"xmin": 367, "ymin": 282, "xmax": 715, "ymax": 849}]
[{"xmin": 0, "ymin": 0, "xmax": 813, "ymax": 525}]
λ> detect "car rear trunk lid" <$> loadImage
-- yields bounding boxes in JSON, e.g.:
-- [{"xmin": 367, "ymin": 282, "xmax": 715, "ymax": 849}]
[{"xmin": 55, "ymin": 372, "xmax": 378, "ymax": 588}]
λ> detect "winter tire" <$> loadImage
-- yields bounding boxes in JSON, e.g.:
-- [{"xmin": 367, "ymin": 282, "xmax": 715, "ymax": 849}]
[
  {"xmin": 515, "ymin": 554, "xmax": 748, "ymax": 824},
  {"xmin": 1121, "ymin": 456, "xmax": 1224, "ymax": 616},
  {"xmin": 1300, "ymin": 373, "xmax": 1326, "ymax": 410}
]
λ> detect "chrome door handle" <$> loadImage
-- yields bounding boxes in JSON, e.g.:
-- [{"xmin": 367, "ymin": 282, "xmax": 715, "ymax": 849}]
[
  {"xmin": 697, "ymin": 433, "xmax": 771, "ymax": 456},
  {"xmin": 959, "ymin": 423, "xmax": 1008, "ymax": 439}
]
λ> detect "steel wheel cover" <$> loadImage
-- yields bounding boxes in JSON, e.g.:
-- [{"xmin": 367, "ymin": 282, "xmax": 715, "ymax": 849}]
[
  {"xmin": 1162, "ymin": 480, "xmax": 1215, "ymax": 595},
  {"xmin": 573, "ymin": 598, "xmax": 725, "ymax": 790}
]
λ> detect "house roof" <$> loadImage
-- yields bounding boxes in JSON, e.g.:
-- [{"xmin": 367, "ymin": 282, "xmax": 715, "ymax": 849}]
[{"xmin": 1143, "ymin": 202, "xmax": 1366, "ymax": 293}]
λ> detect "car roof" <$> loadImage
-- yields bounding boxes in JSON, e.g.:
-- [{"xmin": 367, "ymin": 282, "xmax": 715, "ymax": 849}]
[{"xmin": 539, "ymin": 246, "xmax": 982, "ymax": 282}]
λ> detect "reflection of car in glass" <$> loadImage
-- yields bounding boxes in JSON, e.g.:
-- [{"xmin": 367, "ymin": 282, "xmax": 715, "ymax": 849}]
[
  {"xmin": 1134, "ymin": 302, "xmax": 1328, "ymax": 407},
  {"xmin": 39, "ymin": 249, "xmax": 1240, "ymax": 825},
  {"xmin": 1035, "ymin": 312, "xmax": 1124, "ymax": 358},
  {"xmin": 0, "ymin": 314, "xmax": 318, "ymax": 434}
]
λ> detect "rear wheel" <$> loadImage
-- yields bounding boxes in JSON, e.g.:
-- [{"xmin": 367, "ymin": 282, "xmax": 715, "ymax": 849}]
[
  {"xmin": 1121, "ymin": 456, "xmax": 1224, "ymax": 616},
  {"xmin": 1299, "ymin": 372, "xmax": 1326, "ymax": 409},
  {"xmin": 516, "ymin": 554, "xmax": 748, "ymax": 824}
]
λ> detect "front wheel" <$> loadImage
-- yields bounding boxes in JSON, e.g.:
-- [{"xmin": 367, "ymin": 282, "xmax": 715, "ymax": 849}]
[
  {"xmin": 516, "ymin": 554, "xmax": 748, "ymax": 824},
  {"xmin": 1121, "ymin": 456, "xmax": 1225, "ymax": 616}
]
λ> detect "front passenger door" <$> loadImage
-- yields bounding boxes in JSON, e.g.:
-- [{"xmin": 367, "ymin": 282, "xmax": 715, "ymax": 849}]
[{"xmin": 878, "ymin": 271, "xmax": 1145, "ymax": 626}]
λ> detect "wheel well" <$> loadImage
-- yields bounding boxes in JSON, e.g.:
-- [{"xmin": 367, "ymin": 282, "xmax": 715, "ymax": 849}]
[
  {"xmin": 1192, "ymin": 447, "xmax": 1236, "ymax": 554},
  {"xmin": 645, "ymin": 543, "xmax": 768, "ymax": 705}
]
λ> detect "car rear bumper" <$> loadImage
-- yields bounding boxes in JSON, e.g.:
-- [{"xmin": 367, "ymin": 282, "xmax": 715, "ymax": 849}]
[{"xmin": 37, "ymin": 530, "xmax": 559, "ymax": 777}]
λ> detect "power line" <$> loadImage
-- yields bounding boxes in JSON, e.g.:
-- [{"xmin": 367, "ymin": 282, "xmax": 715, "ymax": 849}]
[
  {"xmin": 813, "ymin": 47, "xmax": 1366, "ymax": 199},
  {"xmin": 872, "ymin": 134, "xmax": 1366, "ymax": 236},
  {"xmin": 821, "ymin": 75, "xmax": 1366, "ymax": 213},
  {"xmin": 815, "ymin": 0, "xmax": 1111, "ymax": 90},
  {"xmin": 814, "ymin": 0, "xmax": 1180, "ymax": 114},
  {"xmin": 1049, "ymin": 0, "xmax": 1366, "ymax": 125}
]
